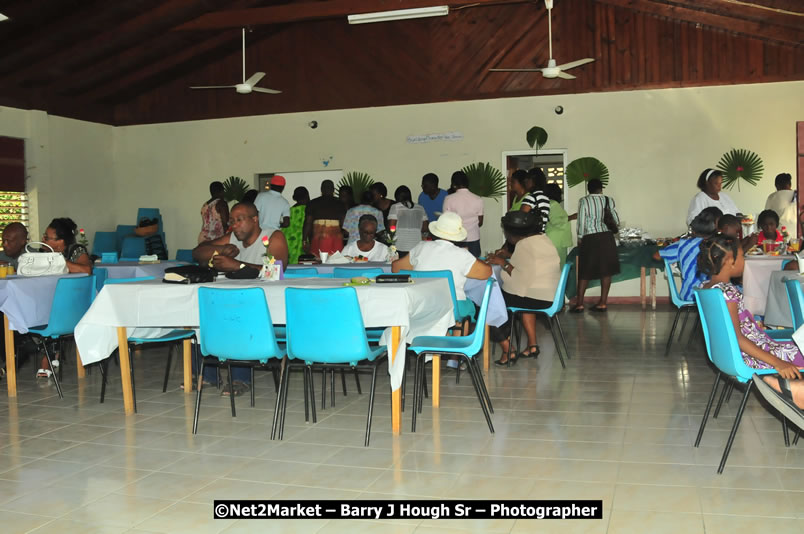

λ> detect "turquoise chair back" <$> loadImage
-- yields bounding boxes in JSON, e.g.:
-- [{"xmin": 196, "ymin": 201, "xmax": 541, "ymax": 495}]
[
  {"xmin": 284, "ymin": 267, "xmax": 319, "ymax": 279},
  {"xmin": 32, "ymin": 276, "xmax": 96, "ymax": 338},
  {"xmin": 461, "ymin": 279, "xmax": 495, "ymax": 356},
  {"xmin": 92, "ymin": 232, "xmax": 117, "ymax": 256},
  {"xmin": 332, "ymin": 267, "xmax": 385, "ymax": 279},
  {"xmin": 176, "ymin": 249, "xmax": 195, "ymax": 263},
  {"xmin": 94, "ymin": 267, "xmax": 108, "ymax": 292},
  {"xmin": 694, "ymin": 288, "xmax": 770, "ymax": 382},
  {"xmin": 784, "ymin": 278, "xmax": 804, "ymax": 330},
  {"xmin": 664, "ymin": 259, "xmax": 692, "ymax": 308},
  {"xmin": 105, "ymin": 276, "xmax": 156, "ymax": 284},
  {"xmin": 540, "ymin": 263, "xmax": 572, "ymax": 318},
  {"xmin": 198, "ymin": 287, "xmax": 282, "ymax": 363},
  {"xmin": 285, "ymin": 287, "xmax": 377, "ymax": 365},
  {"xmin": 398, "ymin": 269, "xmax": 468, "ymax": 322}
]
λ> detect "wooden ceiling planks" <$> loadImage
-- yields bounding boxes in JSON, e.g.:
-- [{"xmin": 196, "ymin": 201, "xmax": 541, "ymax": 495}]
[{"xmin": 0, "ymin": 0, "xmax": 801, "ymax": 125}]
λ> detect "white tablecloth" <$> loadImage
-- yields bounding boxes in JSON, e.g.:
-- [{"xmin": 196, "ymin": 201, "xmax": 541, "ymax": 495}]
[
  {"xmin": 743, "ymin": 255, "xmax": 793, "ymax": 315},
  {"xmin": 74, "ymin": 277, "xmax": 454, "ymax": 391},
  {"xmin": 96, "ymin": 261, "xmax": 186, "ymax": 280},
  {"xmin": 763, "ymin": 271, "xmax": 803, "ymax": 328},
  {"xmin": 0, "ymin": 273, "xmax": 88, "ymax": 333}
]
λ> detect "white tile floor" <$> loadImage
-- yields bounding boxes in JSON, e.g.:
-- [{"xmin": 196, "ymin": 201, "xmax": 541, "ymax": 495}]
[{"xmin": 0, "ymin": 305, "xmax": 802, "ymax": 533}]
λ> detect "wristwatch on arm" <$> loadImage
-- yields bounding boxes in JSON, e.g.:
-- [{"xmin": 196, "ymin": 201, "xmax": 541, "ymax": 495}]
[{"xmin": 503, "ymin": 262, "xmax": 514, "ymax": 275}]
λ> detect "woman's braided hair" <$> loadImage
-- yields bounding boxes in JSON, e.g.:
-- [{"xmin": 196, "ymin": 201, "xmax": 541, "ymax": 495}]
[{"xmin": 697, "ymin": 233, "xmax": 739, "ymax": 276}]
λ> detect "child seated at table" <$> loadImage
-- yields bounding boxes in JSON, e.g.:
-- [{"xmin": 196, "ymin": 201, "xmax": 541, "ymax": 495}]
[{"xmin": 697, "ymin": 233, "xmax": 804, "ymax": 376}]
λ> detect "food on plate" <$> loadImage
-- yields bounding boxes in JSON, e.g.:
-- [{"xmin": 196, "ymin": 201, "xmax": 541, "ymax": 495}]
[
  {"xmin": 741, "ymin": 215, "xmax": 754, "ymax": 225},
  {"xmin": 353, "ymin": 255, "xmax": 369, "ymax": 262}
]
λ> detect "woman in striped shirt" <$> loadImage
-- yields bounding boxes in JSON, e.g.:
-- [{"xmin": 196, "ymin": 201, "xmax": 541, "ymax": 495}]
[
  {"xmin": 572, "ymin": 179, "xmax": 620, "ymax": 312},
  {"xmin": 519, "ymin": 167, "xmax": 551, "ymax": 228}
]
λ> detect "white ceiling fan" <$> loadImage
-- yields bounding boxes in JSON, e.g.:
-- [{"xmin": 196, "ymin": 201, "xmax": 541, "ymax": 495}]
[
  {"xmin": 489, "ymin": 0, "xmax": 594, "ymax": 80},
  {"xmin": 190, "ymin": 28, "xmax": 281, "ymax": 94}
]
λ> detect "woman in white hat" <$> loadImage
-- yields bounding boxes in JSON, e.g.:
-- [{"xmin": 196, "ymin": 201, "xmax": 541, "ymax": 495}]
[{"xmin": 392, "ymin": 211, "xmax": 492, "ymax": 301}]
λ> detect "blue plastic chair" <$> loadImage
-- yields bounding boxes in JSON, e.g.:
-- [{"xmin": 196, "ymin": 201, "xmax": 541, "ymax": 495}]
[
  {"xmin": 407, "ymin": 279, "xmax": 496, "ymax": 433},
  {"xmin": 693, "ymin": 288, "xmax": 781, "ymax": 473},
  {"xmin": 28, "ymin": 275, "xmax": 96, "ymax": 398},
  {"xmin": 785, "ymin": 278, "xmax": 804, "ymax": 330},
  {"xmin": 280, "ymin": 287, "xmax": 388, "ymax": 446},
  {"xmin": 332, "ymin": 267, "xmax": 385, "ymax": 279},
  {"xmin": 194, "ymin": 287, "xmax": 286, "ymax": 434},
  {"xmin": 115, "ymin": 225, "xmax": 136, "ymax": 251},
  {"xmin": 120, "ymin": 237, "xmax": 146, "ymax": 259},
  {"xmin": 175, "ymin": 249, "xmax": 195, "ymax": 264},
  {"xmin": 398, "ymin": 269, "xmax": 475, "ymax": 327},
  {"xmin": 506, "ymin": 263, "xmax": 572, "ymax": 368},
  {"xmin": 92, "ymin": 231, "xmax": 118, "ymax": 256},
  {"xmin": 663, "ymin": 259, "xmax": 698, "ymax": 356},
  {"xmin": 93, "ymin": 267, "xmax": 108, "ymax": 292},
  {"xmin": 284, "ymin": 267, "xmax": 319, "ymax": 279},
  {"xmin": 98, "ymin": 276, "xmax": 196, "ymax": 412}
]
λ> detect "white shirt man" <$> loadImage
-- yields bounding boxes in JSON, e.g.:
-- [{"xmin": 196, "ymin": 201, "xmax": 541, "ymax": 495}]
[{"xmin": 765, "ymin": 173, "xmax": 797, "ymax": 239}]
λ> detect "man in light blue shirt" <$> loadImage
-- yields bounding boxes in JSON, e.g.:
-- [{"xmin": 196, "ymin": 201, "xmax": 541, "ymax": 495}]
[
  {"xmin": 254, "ymin": 175, "xmax": 291, "ymax": 229},
  {"xmin": 418, "ymin": 173, "xmax": 448, "ymax": 223}
]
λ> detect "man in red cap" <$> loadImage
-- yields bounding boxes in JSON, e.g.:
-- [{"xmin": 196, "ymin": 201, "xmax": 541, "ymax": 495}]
[{"xmin": 254, "ymin": 174, "xmax": 291, "ymax": 229}]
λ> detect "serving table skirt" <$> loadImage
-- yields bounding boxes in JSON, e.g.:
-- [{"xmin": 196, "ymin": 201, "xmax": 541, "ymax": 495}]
[
  {"xmin": 763, "ymin": 271, "xmax": 803, "ymax": 328},
  {"xmin": 74, "ymin": 277, "xmax": 454, "ymax": 392},
  {"xmin": 565, "ymin": 243, "xmax": 664, "ymax": 301},
  {"xmin": 743, "ymin": 256, "xmax": 793, "ymax": 316}
]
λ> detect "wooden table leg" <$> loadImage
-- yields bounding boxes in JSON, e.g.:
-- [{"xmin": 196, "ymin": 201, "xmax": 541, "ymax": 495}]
[
  {"xmin": 75, "ymin": 344, "xmax": 85, "ymax": 379},
  {"xmin": 390, "ymin": 326, "xmax": 401, "ymax": 435},
  {"xmin": 483, "ymin": 325, "xmax": 490, "ymax": 375},
  {"xmin": 5, "ymin": 316, "xmax": 16, "ymax": 397},
  {"xmin": 431, "ymin": 355, "xmax": 440, "ymax": 407},
  {"xmin": 183, "ymin": 338, "xmax": 192, "ymax": 395},
  {"xmin": 650, "ymin": 268, "xmax": 657, "ymax": 310},
  {"xmin": 117, "ymin": 327, "xmax": 135, "ymax": 415},
  {"xmin": 640, "ymin": 267, "xmax": 647, "ymax": 310}
]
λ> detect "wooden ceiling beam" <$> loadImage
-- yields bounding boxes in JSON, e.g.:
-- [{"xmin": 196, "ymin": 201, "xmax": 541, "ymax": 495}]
[
  {"xmin": 594, "ymin": 0, "xmax": 804, "ymax": 46},
  {"xmin": 8, "ymin": 0, "xmax": 213, "ymax": 86},
  {"xmin": 173, "ymin": 0, "xmax": 533, "ymax": 30}
]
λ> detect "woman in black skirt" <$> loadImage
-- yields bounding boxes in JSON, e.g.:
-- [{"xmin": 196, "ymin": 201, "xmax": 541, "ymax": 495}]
[{"xmin": 571, "ymin": 179, "xmax": 620, "ymax": 312}]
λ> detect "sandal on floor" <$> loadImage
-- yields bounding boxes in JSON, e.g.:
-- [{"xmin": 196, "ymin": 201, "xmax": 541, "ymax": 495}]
[
  {"xmin": 591, "ymin": 305, "xmax": 608, "ymax": 313},
  {"xmin": 518, "ymin": 345, "xmax": 540, "ymax": 359},
  {"xmin": 221, "ymin": 381, "xmax": 250, "ymax": 397},
  {"xmin": 494, "ymin": 350, "xmax": 518, "ymax": 366},
  {"xmin": 36, "ymin": 368, "xmax": 53, "ymax": 379},
  {"xmin": 752, "ymin": 375, "xmax": 804, "ymax": 430},
  {"xmin": 569, "ymin": 306, "xmax": 585, "ymax": 313}
]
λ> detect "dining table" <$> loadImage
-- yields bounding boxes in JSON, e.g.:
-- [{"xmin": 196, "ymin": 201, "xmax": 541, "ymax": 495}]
[
  {"xmin": 762, "ymin": 271, "xmax": 803, "ymax": 328},
  {"xmin": 96, "ymin": 260, "xmax": 187, "ymax": 279},
  {"xmin": 743, "ymin": 254, "xmax": 794, "ymax": 316},
  {"xmin": 1, "ymin": 273, "xmax": 89, "ymax": 397},
  {"xmin": 74, "ymin": 276, "xmax": 457, "ymax": 434}
]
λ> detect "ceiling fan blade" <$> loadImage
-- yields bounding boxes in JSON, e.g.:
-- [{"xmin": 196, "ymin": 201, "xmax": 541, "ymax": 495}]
[
  {"xmin": 244, "ymin": 72, "xmax": 265, "ymax": 86},
  {"xmin": 488, "ymin": 68, "xmax": 544, "ymax": 72},
  {"xmin": 252, "ymin": 87, "xmax": 282, "ymax": 94},
  {"xmin": 557, "ymin": 71, "xmax": 576, "ymax": 80},
  {"xmin": 190, "ymin": 85, "xmax": 237, "ymax": 89},
  {"xmin": 556, "ymin": 58, "xmax": 595, "ymax": 71}
]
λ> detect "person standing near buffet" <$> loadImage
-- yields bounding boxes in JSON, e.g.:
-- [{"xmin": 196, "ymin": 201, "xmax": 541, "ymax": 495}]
[
  {"xmin": 687, "ymin": 168, "xmax": 740, "ymax": 225},
  {"xmin": 765, "ymin": 173, "xmax": 797, "ymax": 240}
]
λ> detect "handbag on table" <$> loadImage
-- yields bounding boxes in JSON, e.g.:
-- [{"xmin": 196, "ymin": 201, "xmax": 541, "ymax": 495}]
[{"xmin": 17, "ymin": 242, "xmax": 69, "ymax": 277}]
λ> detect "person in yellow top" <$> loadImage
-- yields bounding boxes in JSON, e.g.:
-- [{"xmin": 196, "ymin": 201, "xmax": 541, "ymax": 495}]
[{"xmin": 544, "ymin": 183, "xmax": 572, "ymax": 266}]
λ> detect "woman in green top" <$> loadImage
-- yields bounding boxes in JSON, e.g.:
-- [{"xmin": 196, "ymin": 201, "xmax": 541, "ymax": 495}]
[
  {"xmin": 509, "ymin": 170, "xmax": 529, "ymax": 212},
  {"xmin": 545, "ymin": 184, "xmax": 573, "ymax": 266},
  {"xmin": 282, "ymin": 186, "xmax": 310, "ymax": 264}
]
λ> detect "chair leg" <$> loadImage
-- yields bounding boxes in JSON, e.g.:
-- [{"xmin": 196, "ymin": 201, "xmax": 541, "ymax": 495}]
[
  {"xmin": 713, "ymin": 380, "xmax": 731, "ymax": 419},
  {"xmin": 421, "ymin": 361, "xmax": 429, "ymax": 401},
  {"xmin": 364, "ymin": 364, "xmax": 379, "ymax": 447},
  {"xmin": 99, "ymin": 357, "xmax": 109, "ymax": 404},
  {"xmin": 718, "ymin": 380, "xmax": 753, "ymax": 474},
  {"xmin": 270, "ymin": 359, "xmax": 286, "ymax": 440},
  {"xmin": 679, "ymin": 306, "xmax": 691, "ymax": 338},
  {"xmin": 271, "ymin": 366, "xmax": 280, "ymax": 393},
  {"xmin": 353, "ymin": 368, "xmax": 362, "ymax": 394},
  {"xmin": 279, "ymin": 364, "xmax": 293, "ymax": 440},
  {"xmin": 401, "ymin": 357, "xmax": 407, "ymax": 413},
  {"xmin": 665, "ymin": 307, "xmax": 683, "ymax": 356},
  {"xmin": 129, "ymin": 344, "xmax": 137, "ymax": 414},
  {"xmin": 555, "ymin": 315, "xmax": 571, "ymax": 359},
  {"xmin": 307, "ymin": 366, "xmax": 317, "ymax": 424},
  {"xmin": 793, "ymin": 429, "xmax": 801, "ymax": 446},
  {"xmin": 192, "ymin": 359, "xmax": 205, "ymax": 434},
  {"xmin": 418, "ymin": 359, "xmax": 426, "ymax": 415},
  {"xmin": 42, "ymin": 341, "xmax": 63, "ymax": 399},
  {"xmin": 686, "ymin": 313, "xmax": 700, "ymax": 350},
  {"xmin": 162, "ymin": 344, "xmax": 174, "ymax": 393},
  {"xmin": 227, "ymin": 363, "xmax": 236, "ymax": 417},
  {"xmin": 782, "ymin": 417, "xmax": 790, "ymax": 447},
  {"xmin": 546, "ymin": 318, "xmax": 566, "ymax": 369},
  {"xmin": 330, "ymin": 369, "xmax": 336, "ymax": 408},
  {"xmin": 464, "ymin": 355, "xmax": 494, "ymax": 434},
  {"xmin": 725, "ymin": 382, "xmax": 734, "ymax": 404},
  {"xmin": 57, "ymin": 338, "xmax": 64, "ymax": 382},
  {"xmin": 341, "ymin": 369, "xmax": 348, "ymax": 396},
  {"xmin": 695, "ymin": 372, "xmax": 721, "ymax": 447},
  {"xmin": 250, "ymin": 367, "xmax": 256, "ymax": 408},
  {"xmin": 303, "ymin": 366, "xmax": 310, "ymax": 422},
  {"xmin": 471, "ymin": 357, "xmax": 493, "ymax": 413},
  {"xmin": 411, "ymin": 355, "xmax": 422, "ymax": 433}
]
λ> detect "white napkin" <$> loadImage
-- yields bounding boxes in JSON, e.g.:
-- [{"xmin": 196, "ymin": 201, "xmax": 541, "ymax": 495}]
[
  {"xmin": 326, "ymin": 251, "xmax": 350, "ymax": 264},
  {"xmin": 138, "ymin": 254, "xmax": 159, "ymax": 263}
]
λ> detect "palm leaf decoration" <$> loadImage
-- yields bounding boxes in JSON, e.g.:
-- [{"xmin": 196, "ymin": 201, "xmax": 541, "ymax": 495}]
[
  {"xmin": 717, "ymin": 148, "xmax": 763, "ymax": 191},
  {"xmin": 462, "ymin": 162, "xmax": 506, "ymax": 200},
  {"xmin": 337, "ymin": 171, "xmax": 375, "ymax": 204},
  {"xmin": 566, "ymin": 157, "xmax": 609, "ymax": 188},
  {"xmin": 222, "ymin": 176, "xmax": 250, "ymax": 202},
  {"xmin": 526, "ymin": 126, "xmax": 548, "ymax": 150}
]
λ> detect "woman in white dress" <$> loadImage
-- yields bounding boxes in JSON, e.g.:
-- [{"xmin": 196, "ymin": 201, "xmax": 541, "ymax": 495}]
[
  {"xmin": 388, "ymin": 186, "xmax": 428, "ymax": 257},
  {"xmin": 687, "ymin": 168, "xmax": 740, "ymax": 226}
]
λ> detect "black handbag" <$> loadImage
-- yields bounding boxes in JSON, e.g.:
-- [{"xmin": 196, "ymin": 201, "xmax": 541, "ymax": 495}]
[
  {"xmin": 225, "ymin": 266, "xmax": 261, "ymax": 279},
  {"xmin": 603, "ymin": 197, "xmax": 619, "ymax": 234},
  {"xmin": 163, "ymin": 265, "xmax": 217, "ymax": 284}
]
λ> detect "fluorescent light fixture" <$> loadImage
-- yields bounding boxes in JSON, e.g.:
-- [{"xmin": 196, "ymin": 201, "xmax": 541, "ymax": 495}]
[
  {"xmin": 348, "ymin": 6, "xmax": 448, "ymax": 25},
  {"xmin": 0, "ymin": 13, "xmax": 9, "ymax": 22}
]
